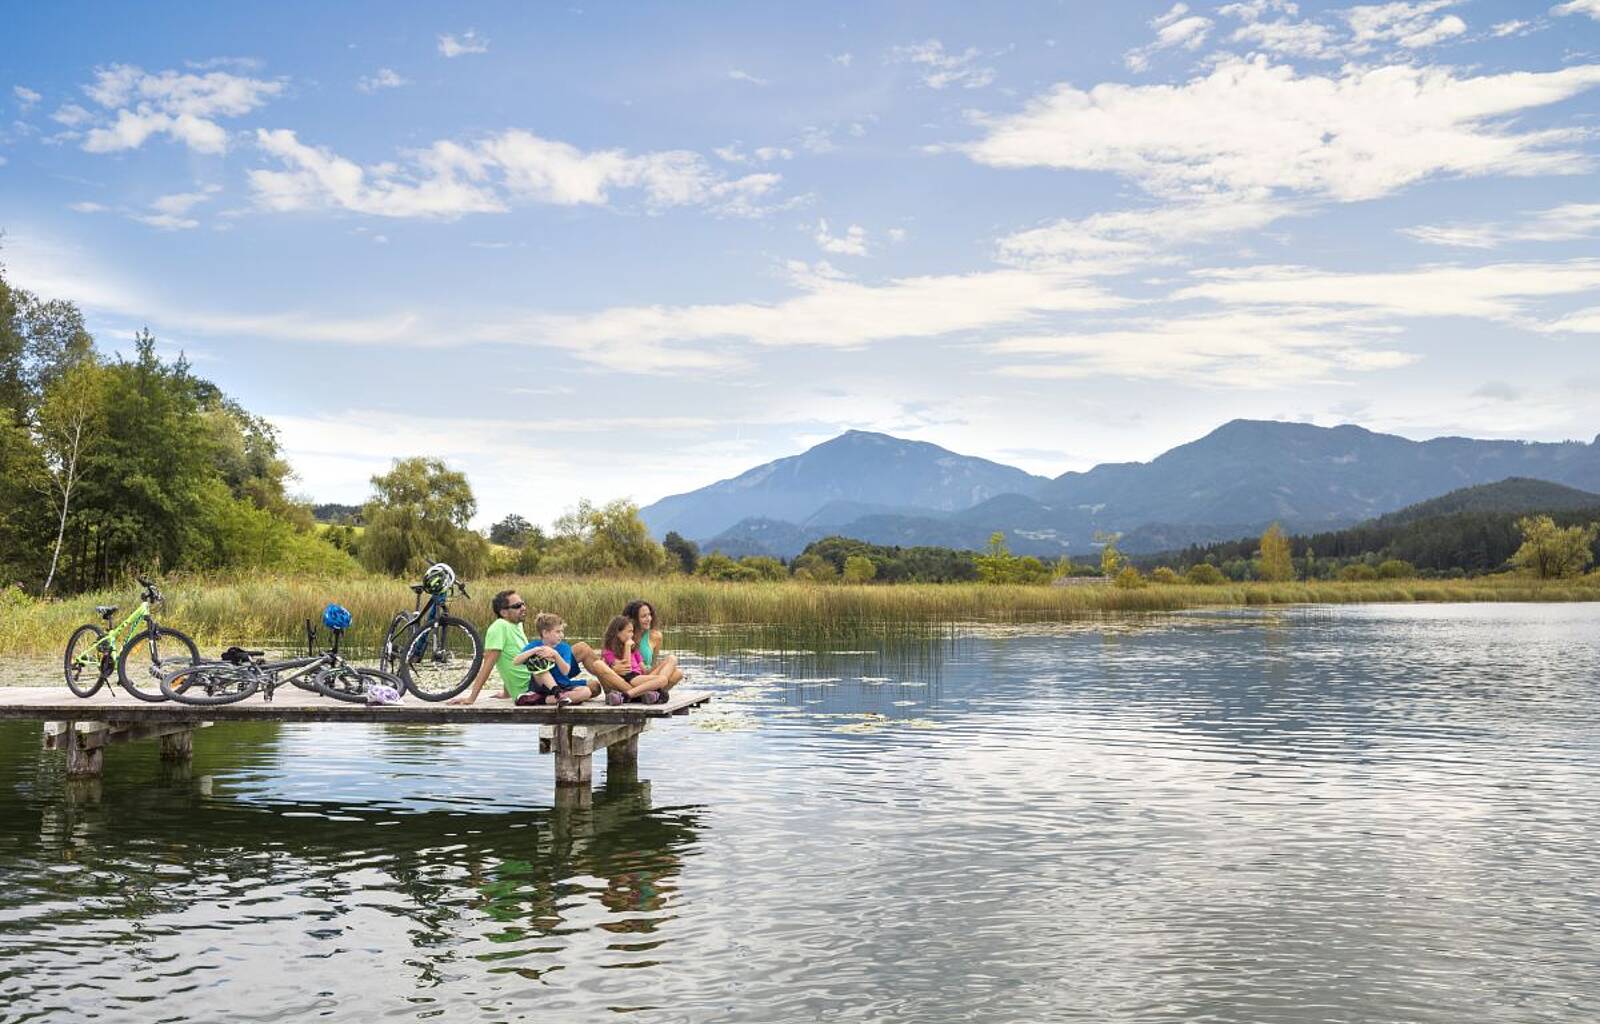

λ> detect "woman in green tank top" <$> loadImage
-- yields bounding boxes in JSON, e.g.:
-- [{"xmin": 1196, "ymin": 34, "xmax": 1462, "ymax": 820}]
[{"xmin": 624, "ymin": 599, "xmax": 684, "ymax": 690}]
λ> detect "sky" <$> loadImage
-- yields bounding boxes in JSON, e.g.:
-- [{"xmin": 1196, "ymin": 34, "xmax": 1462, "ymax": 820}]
[{"xmin": 4, "ymin": 0, "xmax": 1600, "ymax": 529}]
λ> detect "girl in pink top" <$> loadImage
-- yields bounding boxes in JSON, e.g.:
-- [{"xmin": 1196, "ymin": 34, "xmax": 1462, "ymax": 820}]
[{"xmin": 601, "ymin": 615, "xmax": 669, "ymax": 703}]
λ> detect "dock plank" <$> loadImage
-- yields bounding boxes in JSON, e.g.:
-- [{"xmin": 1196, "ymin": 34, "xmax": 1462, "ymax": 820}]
[{"xmin": 0, "ymin": 686, "xmax": 710, "ymax": 725}]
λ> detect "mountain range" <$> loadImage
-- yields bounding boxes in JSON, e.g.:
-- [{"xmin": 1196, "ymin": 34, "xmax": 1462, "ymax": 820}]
[{"xmin": 638, "ymin": 421, "xmax": 1600, "ymax": 560}]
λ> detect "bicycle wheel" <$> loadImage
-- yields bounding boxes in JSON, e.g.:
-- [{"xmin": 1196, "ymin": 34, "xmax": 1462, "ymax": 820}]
[
  {"xmin": 63, "ymin": 624, "xmax": 112, "ymax": 698},
  {"xmin": 117, "ymin": 625, "xmax": 202, "ymax": 702},
  {"xmin": 397, "ymin": 615, "xmax": 482, "ymax": 701},
  {"xmin": 378, "ymin": 612, "xmax": 411, "ymax": 676},
  {"xmin": 314, "ymin": 664, "xmax": 403, "ymax": 704},
  {"xmin": 160, "ymin": 662, "xmax": 261, "ymax": 705}
]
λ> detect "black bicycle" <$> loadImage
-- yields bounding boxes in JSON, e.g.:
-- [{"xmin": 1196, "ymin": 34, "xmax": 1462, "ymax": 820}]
[
  {"xmin": 160, "ymin": 618, "xmax": 403, "ymax": 706},
  {"xmin": 378, "ymin": 566, "xmax": 482, "ymax": 702},
  {"xmin": 62, "ymin": 576, "xmax": 201, "ymax": 702}
]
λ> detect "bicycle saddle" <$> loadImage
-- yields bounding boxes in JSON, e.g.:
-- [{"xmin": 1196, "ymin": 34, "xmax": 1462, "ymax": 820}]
[
  {"xmin": 409, "ymin": 583, "xmax": 426, "ymax": 594},
  {"xmin": 95, "ymin": 605, "xmax": 118, "ymax": 618},
  {"xmin": 220, "ymin": 646, "xmax": 265, "ymax": 665}
]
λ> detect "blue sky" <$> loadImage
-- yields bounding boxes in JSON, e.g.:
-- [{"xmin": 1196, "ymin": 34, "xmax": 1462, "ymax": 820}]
[{"xmin": 5, "ymin": 0, "xmax": 1600, "ymax": 528}]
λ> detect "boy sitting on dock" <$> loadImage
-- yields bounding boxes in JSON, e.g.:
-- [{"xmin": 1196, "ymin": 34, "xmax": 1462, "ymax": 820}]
[{"xmin": 513, "ymin": 612, "xmax": 612, "ymax": 706}]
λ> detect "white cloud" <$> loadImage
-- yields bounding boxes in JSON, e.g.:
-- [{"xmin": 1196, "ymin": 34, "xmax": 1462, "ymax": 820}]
[
  {"xmin": 68, "ymin": 201, "xmax": 108, "ymax": 214},
  {"xmin": 1174, "ymin": 259, "xmax": 1600, "ymax": 323},
  {"xmin": 1343, "ymin": 1, "xmax": 1466, "ymax": 50},
  {"xmin": 77, "ymin": 63, "xmax": 282, "ymax": 154},
  {"xmin": 51, "ymin": 104, "xmax": 92, "ymax": 127},
  {"xmin": 830, "ymin": 52, "xmax": 854, "ymax": 67},
  {"xmin": 1546, "ymin": 306, "xmax": 1600, "ymax": 332},
  {"xmin": 989, "ymin": 309, "xmax": 1416, "ymax": 387},
  {"xmin": 728, "ymin": 69, "xmax": 770, "ymax": 86},
  {"xmin": 1227, "ymin": 18, "xmax": 1341, "ymax": 58},
  {"xmin": 1553, "ymin": 0, "xmax": 1600, "ymax": 19},
  {"xmin": 1491, "ymin": 19, "xmax": 1532, "ymax": 36},
  {"xmin": 815, "ymin": 219, "xmax": 868, "ymax": 256},
  {"xmin": 357, "ymin": 68, "xmax": 408, "ymax": 93},
  {"xmin": 1402, "ymin": 203, "xmax": 1600, "ymax": 248},
  {"xmin": 965, "ymin": 58, "xmax": 1600, "ymax": 203},
  {"xmin": 131, "ymin": 213, "xmax": 201, "ymax": 231},
  {"xmin": 249, "ymin": 127, "xmax": 783, "ymax": 219},
  {"xmin": 997, "ymin": 193, "xmax": 1292, "ymax": 266},
  {"xmin": 1125, "ymin": 3, "xmax": 1214, "ymax": 72},
  {"xmin": 438, "ymin": 30, "xmax": 489, "ymax": 57},
  {"xmin": 14, "ymin": 85, "xmax": 41, "ymax": 109},
  {"xmin": 888, "ymin": 40, "xmax": 996, "ymax": 90},
  {"xmin": 250, "ymin": 129, "xmax": 505, "ymax": 218}
]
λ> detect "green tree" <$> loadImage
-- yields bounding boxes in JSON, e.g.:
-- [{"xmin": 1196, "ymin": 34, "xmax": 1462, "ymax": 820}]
[
  {"xmin": 1258, "ymin": 522, "xmax": 1294, "ymax": 582},
  {"xmin": 1510, "ymin": 515, "xmax": 1598, "ymax": 579},
  {"xmin": 360, "ymin": 456, "xmax": 488, "ymax": 577},
  {"xmin": 791, "ymin": 552, "xmax": 838, "ymax": 582},
  {"xmin": 1096, "ymin": 531, "xmax": 1123, "ymax": 577},
  {"xmin": 842, "ymin": 554, "xmax": 877, "ymax": 583},
  {"xmin": 1186, "ymin": 562, "xmax": 1225, "ymax": 585},
  {"xmin": 975, "ymin": 531, "xmax": 1018, "ymax": 584},
  {"xmin": 695, "ymin": 551, "xmax": 758, "ymax": 581},
  {"xmin": 740, "ymin": 555, "xmax": 789, "ymax": 581},
  {"xmin": 1150, "ymin": 566, "xmax": 1180, "ymax": 584},
  {"xmin": 1376, "ymin": 558, "xmax": 1415, "ymax": 579},
  {"xmin": 541, "ymin": 499, "xmax": 667, "ymax": 575},
  {"xmin": 35, "ymin": 362, "xmax": 105, "ymax": 594},
  {"xmin": 663, "ymin": 530, "xmax": 699, "ymax": 574},
  {"xmin": 489, "ymin": 514, "xmax": 536, "ymax": 548}
]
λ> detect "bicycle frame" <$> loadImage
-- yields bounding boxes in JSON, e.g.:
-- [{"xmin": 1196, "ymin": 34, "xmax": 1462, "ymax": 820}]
[{"xmin": 71, "ymin": 600, "xmax": 151, "ymax": 670}]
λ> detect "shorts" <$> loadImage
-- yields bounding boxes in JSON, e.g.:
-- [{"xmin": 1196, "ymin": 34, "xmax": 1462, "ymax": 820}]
[{"xmin": 619, "ymin": 671, "xmax": 639, "ymax": 683}]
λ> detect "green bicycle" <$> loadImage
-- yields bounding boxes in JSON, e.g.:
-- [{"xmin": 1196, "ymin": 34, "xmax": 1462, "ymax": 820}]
[{"xmin": 62, "ymin": 576, "xmax": 200, "ymax": 702}]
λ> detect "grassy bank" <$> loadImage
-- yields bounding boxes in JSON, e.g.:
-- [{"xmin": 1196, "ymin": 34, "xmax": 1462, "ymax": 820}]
[{"xmin": 3, "ymin": 572, "xmax": 1599, "ymax": 658}]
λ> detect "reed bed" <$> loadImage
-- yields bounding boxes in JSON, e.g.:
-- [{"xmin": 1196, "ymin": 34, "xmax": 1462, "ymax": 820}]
[{"xmin": 3, "ymin": 572, "xmax": 1598, "ymax": 658}]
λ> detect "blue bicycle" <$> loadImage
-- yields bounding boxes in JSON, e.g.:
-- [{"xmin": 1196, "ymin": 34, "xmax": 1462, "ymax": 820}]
[{"xmin": 378, "ymin": 563, "xmax": 483, "ymax": 701}]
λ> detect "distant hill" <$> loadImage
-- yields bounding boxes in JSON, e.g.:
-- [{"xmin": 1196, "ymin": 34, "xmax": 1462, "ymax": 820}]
[
  {"xmin": 1370, "ymin": 477, "xmax": 1600, "ymax": 526},
  {"xmin": 640, "ymin": 430, "xmax": 1049, "ymax": 541},
  {"xmin": 1141, "ymin": 477, "xmax": 1600, "ymax": 575},
  {"xmin": 663, "ymin": 421, "xmax": 1600, "ymax": 559}
]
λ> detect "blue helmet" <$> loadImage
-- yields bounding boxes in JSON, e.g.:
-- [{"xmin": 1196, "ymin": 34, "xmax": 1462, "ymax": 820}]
[{"xmin": 322, "ymin": 603, "xmax": 352, "ymax": 631}]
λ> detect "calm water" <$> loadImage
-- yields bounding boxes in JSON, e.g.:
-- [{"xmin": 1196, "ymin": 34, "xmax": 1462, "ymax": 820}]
[{"xmin": 2, "ymin": 604, "xmax": 1598, "ymax": 1023}]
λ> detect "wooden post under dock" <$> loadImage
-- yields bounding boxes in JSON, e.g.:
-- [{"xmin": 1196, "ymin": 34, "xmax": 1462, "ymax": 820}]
[{"xmin": 2, "ymin": 687, "xmax": 709, "ymax": 789}]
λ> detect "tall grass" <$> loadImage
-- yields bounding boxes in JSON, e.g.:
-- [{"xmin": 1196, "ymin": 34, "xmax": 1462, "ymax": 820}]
[{"xmin": 3, "ymin": 571, "xmax": 1598, "ymax": 657}]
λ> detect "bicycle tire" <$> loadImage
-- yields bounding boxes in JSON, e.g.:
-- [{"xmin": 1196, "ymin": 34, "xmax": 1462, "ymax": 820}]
[
  {"xmin": 314, "ymin": 664, "xmax": 403, "ymax": 703},
  {"xmin": 378, "ymin": 612, "xmax": 411, "ymax": 676},
  {"xmin": 63, "ymin": 624, "xmax": 112, "ymax": 698},
  {"xmin": 117, "ymin": 625, "xmax": 201, "ymax": 702},
  {"xmin": 160, "ymin": 662, "xmax": 261, "ymax": 705},
  {"xmin": 397, "ymin": 615, "xmax": 483, "ymax": 701}
]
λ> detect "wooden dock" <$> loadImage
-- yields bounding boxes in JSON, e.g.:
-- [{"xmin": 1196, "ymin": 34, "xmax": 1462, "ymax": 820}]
[{"xmin": 0, "ymin": 686, "xmax": 711, "ymax": 789}]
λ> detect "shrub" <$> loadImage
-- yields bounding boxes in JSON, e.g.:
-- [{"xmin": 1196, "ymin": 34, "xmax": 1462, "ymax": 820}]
[
  {"xmin": 1376, "ymin": 559, "xmax": 1415, "ymax": 579},
  {"xmin": 1149, "ymin": 566, "xmax": 1180, "ymax": 585},
  {"xmin": 739, "ymin": 556, "xmax": 789, "ymax": 582},
  {"xmin": 791, "ymin": 553, "xmax": 838, "ymax": 582},
  {"xmin": 1114, "ymin": 566, "xmax": 1145, "ymax": 589},
  {"xmin": 842, "ymin": 554, "xmax": 877, "ymax": 583},
  {"xmin": 1185, "ymin": 563, "xmax": 1224, "ymax": 585},
  {"xmin": 1340, "ymin": 563, "xmax": 1379, "ymax": 581}
]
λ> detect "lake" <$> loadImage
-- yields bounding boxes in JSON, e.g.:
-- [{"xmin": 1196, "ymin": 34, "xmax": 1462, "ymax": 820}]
[{"xmin": 2, "ymin": 603, "xmax": 1598, "ymax": 1022}]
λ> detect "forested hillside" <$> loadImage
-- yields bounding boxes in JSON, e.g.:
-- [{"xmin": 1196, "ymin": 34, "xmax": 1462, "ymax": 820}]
[{"xmin": 0, "ymin": 263, "xmax": 360, "ymax": 593}]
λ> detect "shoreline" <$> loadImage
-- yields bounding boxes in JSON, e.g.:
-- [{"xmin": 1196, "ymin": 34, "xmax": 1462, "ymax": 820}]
[{"xmin": 3, "ymin": 573, "xmax": 1597, "ymax": 660}]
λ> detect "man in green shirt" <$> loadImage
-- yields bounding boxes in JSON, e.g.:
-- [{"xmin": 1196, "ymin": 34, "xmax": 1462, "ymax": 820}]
[{"xmin": 449, "ymin": 589, "xmax": 533, "ymax": 703}]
